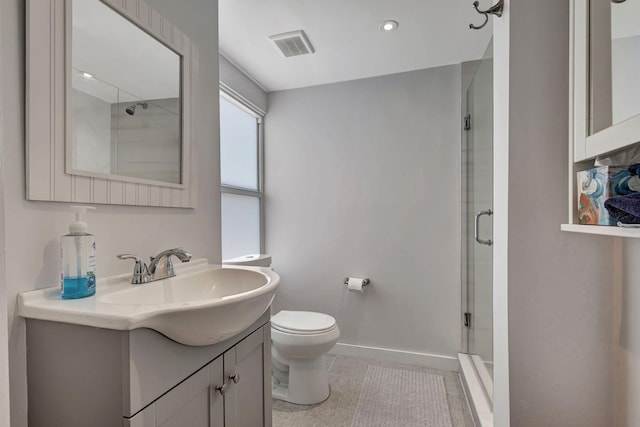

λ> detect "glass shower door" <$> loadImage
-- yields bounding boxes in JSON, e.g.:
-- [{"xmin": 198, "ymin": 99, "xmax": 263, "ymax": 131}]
[{"xmin": 465, "ymin": 39, "xmax": 493, "ymax": 396}]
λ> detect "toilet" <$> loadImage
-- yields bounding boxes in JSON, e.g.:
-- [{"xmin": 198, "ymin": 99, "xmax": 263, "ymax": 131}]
[
  {"xmin": 222, "ymin": 253, "xmax": 273, "ymax": 267},
  {"xmin": 222, "ymin": 254, "xmax": 340, "ymax": 405},
  {"xmin": 270, "ymin": 310, "xmax": 340, "ymax": 404}
]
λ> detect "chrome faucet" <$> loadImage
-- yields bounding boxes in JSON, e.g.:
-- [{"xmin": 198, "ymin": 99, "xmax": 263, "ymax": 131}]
[
  {"xmin": 117, "ymin": 248, "xmax": 192, "ymax": 284},
  {"xmin": 148, "ymin": 248, "xmax": 192, "ymax": 279}
]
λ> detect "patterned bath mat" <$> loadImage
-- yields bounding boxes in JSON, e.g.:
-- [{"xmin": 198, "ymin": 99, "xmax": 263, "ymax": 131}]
[{"xmin": 350, "ymin": 365, "xmax": 453, "ymax": 427}]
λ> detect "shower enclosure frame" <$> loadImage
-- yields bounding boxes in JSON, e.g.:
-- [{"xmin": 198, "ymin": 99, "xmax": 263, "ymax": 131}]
[{"xmin": 459, "ymin": 38, "xmax": 494, "ymax": 427}]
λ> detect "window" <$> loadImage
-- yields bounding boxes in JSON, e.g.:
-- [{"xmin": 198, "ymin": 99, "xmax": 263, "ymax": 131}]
[{"xmin": 219, "ymin": 89, "xmax": 264, "ymax": 260}]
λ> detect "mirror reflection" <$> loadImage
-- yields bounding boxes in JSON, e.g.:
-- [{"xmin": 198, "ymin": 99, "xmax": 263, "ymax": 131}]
[
  {"xmin": 71, "ymin": 0, "xmax": 182, "ymax": 184},
  {"xmin": 611, "ymin": 0, "xmax": 640, "ymax": 126}
]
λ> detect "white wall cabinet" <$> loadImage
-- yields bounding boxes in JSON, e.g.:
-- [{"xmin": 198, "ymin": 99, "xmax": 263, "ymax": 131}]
[
  {"xmin": 564, "ymin": 0, "xmax": 640, "ymax": 237},
  {"xmin": 25, "ymin": 311, "xmax": 272, "ymax": 427}
]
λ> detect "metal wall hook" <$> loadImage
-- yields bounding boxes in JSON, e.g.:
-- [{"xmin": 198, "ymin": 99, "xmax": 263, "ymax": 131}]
[{"xmin": 469, "ymin": 0, "xmax": 504, "ymax": 30}]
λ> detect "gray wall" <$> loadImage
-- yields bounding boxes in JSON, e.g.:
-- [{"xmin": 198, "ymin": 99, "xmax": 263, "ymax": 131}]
[
  {"xmin": 500, "ymin": 0, "xmax": 618, "ymax": 425},
  {"xmin": 613, "ymin": 35, "xmax": 640, "ymax": 419},
  {"xmin": 617, "ymin": 240, "xmax": 640, "ymax": 427},
  {"xmin": 1, "ymin": 0, "xmax": 220, "ymax": 425},
  {"xmin": 265, "ymin": 65, "xmax": 462, "ymax": 359}
]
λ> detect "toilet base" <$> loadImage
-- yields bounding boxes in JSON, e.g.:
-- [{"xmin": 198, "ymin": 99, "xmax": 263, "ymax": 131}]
[{"xmin": 271, "ymin": 355, "xmax": 330, "ymax": 405}]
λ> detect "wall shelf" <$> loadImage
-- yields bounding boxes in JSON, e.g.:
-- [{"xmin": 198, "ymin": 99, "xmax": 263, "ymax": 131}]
[{"xmin": 561, "ymin": 224, "xmax": 640, "ymax": 238}]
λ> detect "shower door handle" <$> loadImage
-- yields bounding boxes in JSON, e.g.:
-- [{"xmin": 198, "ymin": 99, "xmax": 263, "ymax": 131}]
[{"xmin": 474, "ymin": 209, "xmax": 493, "ymax": 246}]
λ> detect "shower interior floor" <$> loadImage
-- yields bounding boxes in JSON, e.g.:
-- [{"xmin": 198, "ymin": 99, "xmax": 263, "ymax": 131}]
[{"xmin": 272, "ymin": 353, "xmax": 475, "ymax": 427}]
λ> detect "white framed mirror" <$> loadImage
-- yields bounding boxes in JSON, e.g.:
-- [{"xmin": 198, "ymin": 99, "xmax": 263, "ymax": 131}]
[
  {"xmin": 609, "ymin": 1, "xmax": 640, "ymax": 127},
  {"xmin": 26, "ymin": 0, "xmax": 198, "ymax": 207},
  {"xmin": 571, "ymin": 0, "xmax": 640, "ymax": 162}
]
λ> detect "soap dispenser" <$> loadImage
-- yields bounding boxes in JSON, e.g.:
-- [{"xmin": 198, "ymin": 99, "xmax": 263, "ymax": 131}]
[{"xmin": 60, "ymin": 206, "xmax": 96, "ymax": 299}]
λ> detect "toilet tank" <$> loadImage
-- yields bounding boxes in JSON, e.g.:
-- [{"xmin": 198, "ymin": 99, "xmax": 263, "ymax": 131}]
[{"xmin": 222, "ymin": 254, "xmax": 272, "ymax": 267}]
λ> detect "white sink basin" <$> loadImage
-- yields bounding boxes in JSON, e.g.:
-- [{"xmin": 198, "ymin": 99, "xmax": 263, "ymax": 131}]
[
  {"xmin": 18, "ymin": 259, "xmax": 280, "ymax": 346},
  {"xmin": 100, "ymin": 268, "xmax": 272, "ymax": 305}
]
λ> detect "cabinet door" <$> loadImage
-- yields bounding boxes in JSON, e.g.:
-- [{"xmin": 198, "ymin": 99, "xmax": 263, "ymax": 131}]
[
  {"xmin": 126, "ymin": 357, "xmax": 225, "ymax": 427},
  {"xmin": 154, "ymin": 361, "xmax": 212, "ymax": 427},
  {"xmin": 223, "ymin": 326, "xmax": 271, "ymax": 427},
  {"xmin": 209, "ymin": 355, "xmax": 226, "ymax": 427}
]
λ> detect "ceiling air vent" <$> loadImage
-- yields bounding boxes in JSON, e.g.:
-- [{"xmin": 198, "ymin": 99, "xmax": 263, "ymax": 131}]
[{"xmin": 269, "ymin": 30, "xmax": 315, "ymax": 58}]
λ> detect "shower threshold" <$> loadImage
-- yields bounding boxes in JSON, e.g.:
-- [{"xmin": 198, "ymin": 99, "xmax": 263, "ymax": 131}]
[{"xmin": 458, "ymin": 353, "xmax": 493, "ymax": 427}]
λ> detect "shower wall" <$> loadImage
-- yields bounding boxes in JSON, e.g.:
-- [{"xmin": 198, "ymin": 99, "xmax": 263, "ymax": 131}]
[
  {"xmin": 72, "ymin": 89, "xmax": 112, "ymax": 174},
  {"xmin": 71, "ymin": 92, "xmax": 180, "ymax": 183},
  {"xmin": 111, "ymin": 97, "xmax": 180, "ymax": 183},
  {"xmin": 265, "ymin": 65, "xmax": 462, "ymax": 363}
]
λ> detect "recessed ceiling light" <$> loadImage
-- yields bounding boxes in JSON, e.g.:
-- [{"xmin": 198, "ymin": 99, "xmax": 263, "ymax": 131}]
[
  {"xmin": 379, "ymin": 20, "xmax": 398, "ymax": 32},
  {"xmin": 79, "ymin": 71, "xmax": 93, "ymax": 79}
]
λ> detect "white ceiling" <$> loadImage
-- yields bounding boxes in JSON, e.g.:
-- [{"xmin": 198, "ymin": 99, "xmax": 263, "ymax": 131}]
[{"xmin": 218, "ymin": 0, "xmax": 493, "ymax": 92}]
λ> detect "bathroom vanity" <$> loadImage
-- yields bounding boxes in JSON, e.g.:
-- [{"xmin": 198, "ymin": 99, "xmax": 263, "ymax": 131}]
[
  {"xmin": 25, "ymin": 311, "xmax": 272, "ymax": 427},
  {"xmin": 18, "ymin": 260, "xmax": 279, "ymax": 426}
]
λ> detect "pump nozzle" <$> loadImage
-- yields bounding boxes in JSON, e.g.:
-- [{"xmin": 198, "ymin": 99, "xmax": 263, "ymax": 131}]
[{"xmin": 69, "ymin": 205, "xmax": 96, "ymax": 234}]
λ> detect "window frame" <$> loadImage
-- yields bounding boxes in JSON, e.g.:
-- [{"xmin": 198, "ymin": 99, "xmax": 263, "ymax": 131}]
[{"xmin": 219, "ymin": 84, "xmax": 266, "ymax": 255}]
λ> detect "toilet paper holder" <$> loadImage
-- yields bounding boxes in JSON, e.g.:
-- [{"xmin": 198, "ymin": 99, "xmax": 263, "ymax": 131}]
[{"xmin": 344, "ymin": 277, "xmax": 370, "ymax": 287}]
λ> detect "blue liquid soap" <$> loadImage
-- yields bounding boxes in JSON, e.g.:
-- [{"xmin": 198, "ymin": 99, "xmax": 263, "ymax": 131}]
[
  {"xmin": 61, "ymin": 274, "xmax": 95, "ymax": 300},
  {"xmin": 60, "ymin": 206, "xmax": 97, "ymax": 300}
]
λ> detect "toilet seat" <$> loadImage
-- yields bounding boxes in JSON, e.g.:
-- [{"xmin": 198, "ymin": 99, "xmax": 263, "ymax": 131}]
[{"xmin": 271, "ymin": 310, "xmax": 337, "ymax": 335}]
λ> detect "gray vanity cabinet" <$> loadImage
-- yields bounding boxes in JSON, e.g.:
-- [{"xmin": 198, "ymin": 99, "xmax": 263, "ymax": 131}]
[
  {"xmin": 126, "ymin": 327, "xmax": 270, "ymax": 427},
  {"xmin": 25, "ymin": 311, "xmax": 272, "ymax": 427}
]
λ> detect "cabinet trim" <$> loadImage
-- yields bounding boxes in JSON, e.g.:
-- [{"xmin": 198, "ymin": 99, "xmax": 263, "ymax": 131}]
[
  {"xmin": 585, "ymin": 116, "xmax": 640, "ymax": 159},
  {"xmin": 571, "ymin": 0, "xmax": 589, "ymax": 162}
]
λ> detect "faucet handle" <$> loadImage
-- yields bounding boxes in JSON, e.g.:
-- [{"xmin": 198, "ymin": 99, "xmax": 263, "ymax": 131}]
[{"xmin": 116, "ymin": 254, "xmax": 151, "ymax": 284}]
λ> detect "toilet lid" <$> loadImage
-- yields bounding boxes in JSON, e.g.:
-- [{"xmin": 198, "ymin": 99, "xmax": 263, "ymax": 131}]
[{"xmin": 271, "ymin": 310, "xmax": 337, "ymax": 335}]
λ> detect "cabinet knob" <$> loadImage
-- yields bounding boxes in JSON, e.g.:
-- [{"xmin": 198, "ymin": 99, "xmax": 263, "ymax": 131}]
[
  {"xmin": 229, "ymin": 373, "xmax": 240, "ymax": 384},
  {"xmin": 215, "ymin": 383, "xmax": 227, "ymax": 395}
]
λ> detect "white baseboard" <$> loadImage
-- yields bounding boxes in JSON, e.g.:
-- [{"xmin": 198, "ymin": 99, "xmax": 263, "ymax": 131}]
[{"xmin": 332, "ymin": 343, "xmax": 459, "ymax": 372}]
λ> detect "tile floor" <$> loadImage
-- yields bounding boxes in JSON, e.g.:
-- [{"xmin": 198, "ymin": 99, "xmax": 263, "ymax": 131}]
[{"xmin": 272, "ymin": 354, "xmax": 475, "ymax": 427}]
